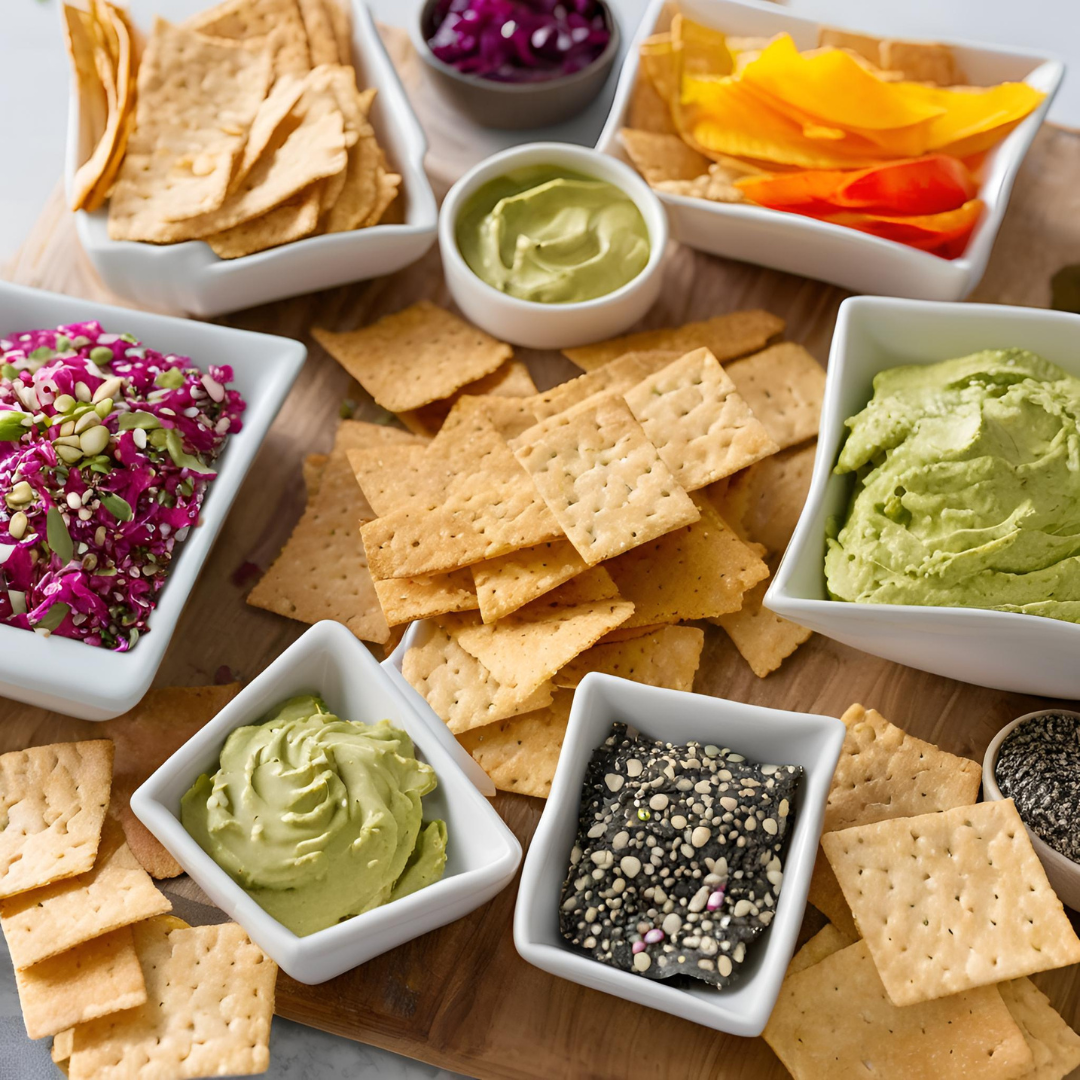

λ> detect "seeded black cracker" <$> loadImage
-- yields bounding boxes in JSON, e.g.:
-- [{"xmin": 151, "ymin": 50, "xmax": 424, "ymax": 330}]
[
  {"xmin": 560, "ymin": 723, "xmax": 801, "ymax": 988},
  {"xmin": 995, "ymin": 711, "xmax": 1080, "ymax": 862}
]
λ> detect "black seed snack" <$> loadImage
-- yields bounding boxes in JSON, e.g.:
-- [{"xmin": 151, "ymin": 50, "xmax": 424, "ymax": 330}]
[
  {"xmin": 995, "ymin": 712, "xmax": 1080, "ymax": 863},
  {"xmin": 559, "ymin": 723, "xmax": 802, "ymax": 989}
]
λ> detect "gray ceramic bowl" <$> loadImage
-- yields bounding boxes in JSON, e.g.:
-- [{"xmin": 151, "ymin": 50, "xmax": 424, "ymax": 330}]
[{"xmin": 411, "ymin": 0, "xmax": 619, "ymax": 130}]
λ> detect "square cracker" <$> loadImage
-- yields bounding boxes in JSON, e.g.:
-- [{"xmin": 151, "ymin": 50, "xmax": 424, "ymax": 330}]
[
  {"xmin": 623, "ymin": 347, "xmax": 779, "ymax": 490},
  {"xmin": 98, "ymin": 684, "xmax": 240, "ymax": 879},
  {"xmin": 806, "ymin": 850, "xmax": 859, "ymax": 940},
  {"xmin": 1, "ymin": 817, "xmax": 171, "ymax": 970},
  {"xmin": 247, "ymin": 450, "xmax": 390, "ymax": 643},
  {"xmin": 313, "ymin": 302, "xmax": 513, "ymax": 414},
  {"xmin": 763, "ymin": 939, "xmax": 1034, "ymax": 1080},
  {"xmin": 998, "ymin": 977, "xmax": 1080, "ymax": 1080},
  {"xmin": 563, "ymin": 310, "xmax": 784, "ymax": 371},
  {"xmin": 69, "ymin": 919, "xmax": 276, "ymax": 1080},
  {"xmin": 399, "ymin": 361, "xmax": 538, "ymax": 437},
  {"xmin": 555, "ymin": 625, "xmax": 704, "ymax": 692},
  {"xmin": 513, "ymin": 393, "xmax": 699, "ymax": 566},
  {"xmin": 446, "ymin": 597, "xmax": 634, "ymax": 695},
  {"xmin": 374, "ymin": 571, "xmax": 478, "ymax": 626},
  {"xmin": 723, "ymin": 343, "xmax": 825, "ymax": 450},
  {"xmin": 823, "ymin": 703, "xmax": 982, "ymax": 834},
  {"xmin": 332, "ymin": 419, "xmax": 426, "ymax": 454},
  {"xmin": 821, "ymin": 800, "xmax": 1080, "ymax": 1006},
  {"xmin": 713, "ymin": 577, "xmax": 812, "ymax": 678},
  {"xmin": 605, "ymin": 492, "xmax": 768, "ymax": 627},
  {"xmin": 15, "ymin": 925, "xmax": 146, "ymax": 1041},
  {"xmin": 457, "ymin": 690, "xmax": 573, "ymax": 799},
  {"xmin": 402, "ymin": 619, "xmax": 554, "ymax": 735},
  {"xmin": 471, "ymin": 539, "xmax": 589, "ymax": 624},
  {"xmin": 0, "ymin": 739, "xmax": 113, "ymax": 899}
]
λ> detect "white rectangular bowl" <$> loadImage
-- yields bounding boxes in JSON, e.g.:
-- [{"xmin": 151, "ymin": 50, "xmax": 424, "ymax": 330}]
[
  {"xmin": 0, "ymin": 281, "xmax": 305, "ymax": 719},
  {"xmin": 596, "ymin": 0, "xmax": 1063, "ymax": 301},
  {"xmin": 66, "ymin": 0, "xmax": 438, "ymax": 317},
  {"xmin": 768, "ymin": 296, "xmax": 1080, "ymax": 699},
  {"xmin": 514, "ymin": 674, "xmax": 845, "ymax": 1036},
  {"xmin": 131, "ymin": 620, "xmax": 523, "ymax": 985}
]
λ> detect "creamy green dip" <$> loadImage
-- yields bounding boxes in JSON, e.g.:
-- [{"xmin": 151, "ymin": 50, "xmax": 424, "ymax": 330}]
[
  {"xmin": 456, "ymin": 165, "xmax": 651, "ymax": 304},
  {"xmin": 825, "ymin": 349, "xmax": 1080, "ymax": 622},
  {"xmin": 180, "ymin": 695, "xmax": 447, "ymax": 937}
]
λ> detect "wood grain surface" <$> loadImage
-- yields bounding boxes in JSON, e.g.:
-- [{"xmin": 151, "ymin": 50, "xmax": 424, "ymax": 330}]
[{"xmin": 3, "ymin": 63, "xmax": 1080, "ymax": 1080}]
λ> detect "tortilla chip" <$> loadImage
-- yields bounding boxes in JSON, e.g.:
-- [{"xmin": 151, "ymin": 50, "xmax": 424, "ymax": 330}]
[
  {"xmin": 881, "ymin": 40, "xmax": 963, "ymax": 86},
  {"xmin": 324, "ymin": 0, "xmax": 352, "ymax": 63},
  {"xmin": 298, "ymin": 0, "xmax": 339, "ymax": 64},
  {"xmin": 186, "ymin": 0, "xmax": 311, "ymax": 76},
  {"xmin": 206, "ymin": 181, "xmax": 322, "ymax": 258},
  {"xmin": 628, "ymin": 72, "xmax": 678, "ymax": 134},
  {"xmin": 555, "ymin": 625, "xmax": 704, "ymax": 691},
  {"xmin": 621, "ymin": 128, "xmax": 711, "ymax": 184}
]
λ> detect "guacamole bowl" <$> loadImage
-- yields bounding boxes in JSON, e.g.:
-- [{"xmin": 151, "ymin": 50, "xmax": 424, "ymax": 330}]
[
  {"xmin": 131, "ymin": 620, "xmax": 522, "ymax": 984},
  {"xmin": 440, "ymin": 142, "xmax": 669, "ymax": 349},
  {"xmin": 767, "ymin": 296, "xmax": 1080, "ymax": 699}
]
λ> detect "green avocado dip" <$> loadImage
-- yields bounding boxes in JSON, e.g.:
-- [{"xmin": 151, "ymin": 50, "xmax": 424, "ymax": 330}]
[
  {"xmin": 455, "ymin": 165, "xmax": 650, "ymax": 304},
  {"xmin": 180, "ymin": 695, "xmax": 447, "ymax": 937},
  {"xmin": 825, "ymin": 349, "xmax": 1080, "ymax": 622}
]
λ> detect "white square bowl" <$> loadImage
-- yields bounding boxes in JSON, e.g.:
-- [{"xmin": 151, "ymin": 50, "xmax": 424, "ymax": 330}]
[
  {"xmin": 0, "ymin": 280, "xmax": 304, "ymax": 719},
  {"xmin": 514, "ymin": 674, "xmax": 845, "ymax": 1036},
  {"xmin": 767, "ymin": 295, "xmax": 1080, "ymax": 699},
  {"xmin": 596, "ymin": 0, "xmax": 1063, "ymax": 301},
  {"xmin": 66, "ymin": 0, "xmax": 438, "ymax": 317},
  {"xmin": 131, "ymin": 620, "xmax": 523, "ymax": 984}
]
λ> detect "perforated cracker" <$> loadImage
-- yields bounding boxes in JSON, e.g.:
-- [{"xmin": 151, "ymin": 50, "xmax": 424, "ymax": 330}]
[
  {"xmin": 457, "ymin": 690, "xmax": 573, "ymax": 799},
  {"xmin": 724, "ymin": 343, "xmax": 825, "ymax": 450},
  {"xmin": 399, "ymin": 361, "xmax": 538, "ymax": 437},
  {"xmin": 348, "ymin": 443, "xmax": 443, "ymax": 516},
  {"xmin": 402, "ymin": 620, "xmax": 554, "ymax": 734},
  {"xmin": 623, "ymin": 347, "xmax": 779, "ymax": 490},
  {"xmin": 471, "ymin": 540, "xmax": 589, "ymax": 623},
  {"xmin": 15, "ymin": 925, "xmax": 146, "ymax": 1041},
  {"xmin": 438, "ymin": 393, "xmax": 539, "ymax": 442},
  {"xmin": 823, "ymin": 703, "xmax": 982, "ymax": 833},
  {"xmin": 247, "ymin": 450, "xmax": 390, "ymax": 643},
  {"xmin": 1, "ymin": 818, "xmax": 171, "ymax": 970},
  {"xmin": 764, "ymin": 940, "xmax": 1034, "ymax": 1080},
  {"xmin": 513, "ymin": 393, "xmax": 699, "ymax": 566},
  {"xmin": 821, "ymin": 800, "xmax": 1080, "ymax": 1006},
  {"xmin": 313, "ymin": 302, "xmax": 512, "ymax": 413},
  {"xmin": 605, "ymin": 493, "xmax": 768, "ymax": 627},
  {"xmin": 554, "ymin": 625, "xmax": 704, "ymax": 692},
  {"xmin": 0, "ymin": 739, "xmax": 113, "ymax": 899},
  {"xmin": 374, "ymin": 571, "xmax": 478, "ymax": 626},
  {"xmin": 69, "ymin": 919, "xmax": 276, "ymax": 1080},
  {"xmin": 712, "ymin": 577, "xmax": 812, "ymax": 677},
  {"xmin": 998, "ymin": 977, "xmax": 1080, "ymax": 1080},
  {"xmin": 563, "ymin": 310, "xmax": 784, "ymax": 371},
  {"xmin": 526, "ymin": 350, "xmax": 678, "ymax": 420},
  {"xmin": 332, "ymin": 419, "xmax": 426, "ymax": 454}
]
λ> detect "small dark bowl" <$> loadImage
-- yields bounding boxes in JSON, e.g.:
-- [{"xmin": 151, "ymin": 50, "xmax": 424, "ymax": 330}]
[{"xmin": 411, "ymin": 0, "xmax": 620, "ymax": 130}]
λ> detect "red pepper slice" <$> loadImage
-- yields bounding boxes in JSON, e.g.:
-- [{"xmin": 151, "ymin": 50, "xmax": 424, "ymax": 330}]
[{"xmin": 820, "ymin": 199, "xmax": 985, "ymax": 259}]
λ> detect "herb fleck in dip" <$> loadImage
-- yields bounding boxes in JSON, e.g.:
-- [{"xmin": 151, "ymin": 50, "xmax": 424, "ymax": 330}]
[
  {"xmin": 0, "ymin": 321, "xmax": 244, "ymax": 649},
  {"xmin": 560, "ymin": 723, "xmax": 801, "ymax": 988},
  {"xmin": 995, "ymin": 712, "xmax": 1080, "ymax": 863}
]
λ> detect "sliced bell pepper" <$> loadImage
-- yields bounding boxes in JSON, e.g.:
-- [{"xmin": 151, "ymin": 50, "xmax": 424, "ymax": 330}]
[{"xmin": 820, "ymin": 198, "xmax": 985, "ymax": 258}]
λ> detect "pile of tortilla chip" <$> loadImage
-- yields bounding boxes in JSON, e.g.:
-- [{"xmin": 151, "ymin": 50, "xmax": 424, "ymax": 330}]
[
  {"xmin": 0, "ymin": 737, "xmax": 276, "ymax": 1079},
  {"xmin": 248, "ymin": 301, "xmax": 825, "ymax": 798},
  {"xmin": 620, "ymin": 10, "xmax": 1045, "ymax": 257},
  {"xmin": 63, "ymin": 0, "xmax": 400, "ymax": 258},
  {"xmin": 765, "ymin": 703, "xmax": 1080, "ymax": 1080}
]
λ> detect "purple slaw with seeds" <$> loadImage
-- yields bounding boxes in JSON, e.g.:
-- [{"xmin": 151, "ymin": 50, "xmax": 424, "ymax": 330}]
[{"xmin": 0, "ymin": 321, "xmax": 244, "ymax": 651}]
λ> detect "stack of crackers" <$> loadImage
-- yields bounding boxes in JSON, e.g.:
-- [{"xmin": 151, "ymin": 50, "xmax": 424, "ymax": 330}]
[
  {"xmin": 65, "ymin": 0, "xmax": 400, "ymax": 258},
  {"xmin": 764, "ymin": 704, "xmax": 1080, "ymax": 1079},
  {"xmin": 0, "ymin": 737, "xmax": 276, "ymax": 1078},
  {"xmin": 249, "ymin": 301, "xmax": 824, "ymax": 797}
]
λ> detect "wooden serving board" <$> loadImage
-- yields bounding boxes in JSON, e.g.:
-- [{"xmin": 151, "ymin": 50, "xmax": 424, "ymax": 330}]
[{"xmin": 4, "ymin": 28, "xmax": 1080, "ymax": 1078}]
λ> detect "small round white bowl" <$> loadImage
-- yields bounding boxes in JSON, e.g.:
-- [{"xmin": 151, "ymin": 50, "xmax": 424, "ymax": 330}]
[
  {"xmin": 982, "ymin": 709, "xmax": 1080, "ymax": 912},
  {"xmin": 439, "ymin": 142, "xmax": 669, "ymax": 350}
]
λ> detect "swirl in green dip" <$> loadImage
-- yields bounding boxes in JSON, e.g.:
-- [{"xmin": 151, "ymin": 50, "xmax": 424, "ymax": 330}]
[
  {"xmin": 456, "ymin": 165, "xmax": 650, "ymax": 303},
  {"xmin": 181, "ymin": 695, "xmax": 447, "ymax": 937},
  {"xmin": 825, "ymin": 349, "xmax": 1080, "ymax": 622}
]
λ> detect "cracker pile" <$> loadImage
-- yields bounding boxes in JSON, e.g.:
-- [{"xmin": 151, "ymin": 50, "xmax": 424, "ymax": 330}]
[
  {"xmin": 249, "ymin": 302, "xmax": 825, "ymax": 798},
  {"xmin": 764, "ymin": 703, "xmax": 1080, "ymax": 1079},
  {"xmin": 64, "ymin": 0, "xmax": 400, "ymax": 258},
  {"xmin": 0, "ymin": 738, "xmax": 277, "ymax": 1078}
]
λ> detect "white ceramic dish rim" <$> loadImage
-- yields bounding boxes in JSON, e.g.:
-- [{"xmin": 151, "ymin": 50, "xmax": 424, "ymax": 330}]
[
  {"xmin": 596, "ymin": 0, "xmax": 1064, "ymax": 281},
  {"xmin": 131, "ymin": 620, "xmax": 522, "ymax": 979},
  {"xmin": 65, "ymin": 1, "xmax": 438, "ymax": 273},
  {"xmin": 766, "ymin": 295, "xmax": 1080, "ymax": 647},
  {"xmin": 514, "ymin": 673, "xmax": 846, "ymax": 1035},
  {"xmin": 0, "ymin": 280, "xmax": 305, "ymax": 718},
  {"xmin": 439, "ymin": 141, "xmax": 670, "ymax": 315},
  {"xmin": 982, "ymin": 709, "xmax": 1080, "ymax": 879}
]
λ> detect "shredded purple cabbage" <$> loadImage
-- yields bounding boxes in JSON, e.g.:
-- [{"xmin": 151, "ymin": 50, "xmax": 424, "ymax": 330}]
[
  {"xmin": 428, "ymin": 0, "xmax": 610, "ymax": 82},
  {"xmin": 0, "ymin": 321, "xmax": 245, "ymax": 651}
]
